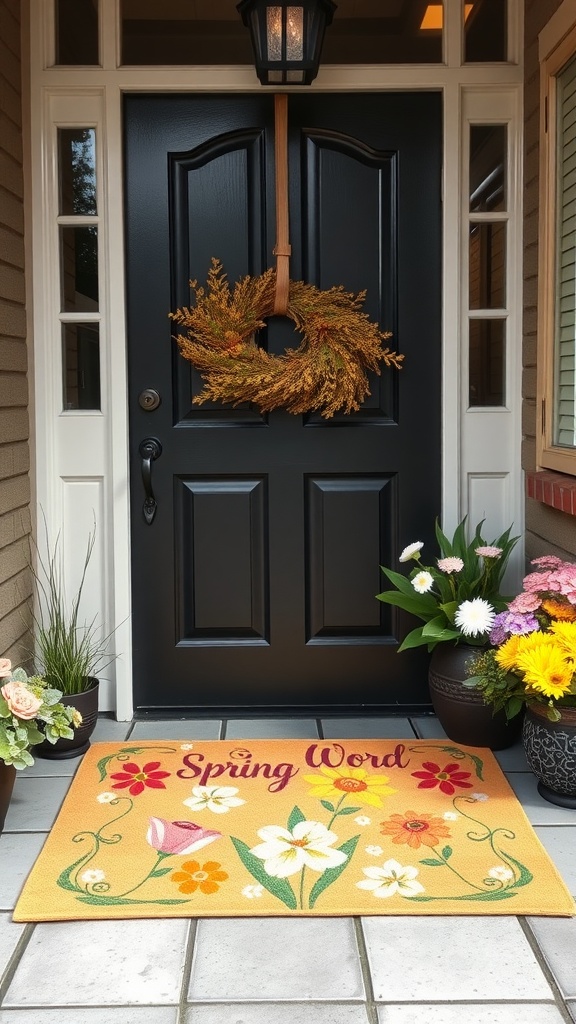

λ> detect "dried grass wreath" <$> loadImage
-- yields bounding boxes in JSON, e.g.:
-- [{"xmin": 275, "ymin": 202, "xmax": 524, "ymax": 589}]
[{"xmin": 170, "ymin": 259, "xmax": 403, "ymax": 419}]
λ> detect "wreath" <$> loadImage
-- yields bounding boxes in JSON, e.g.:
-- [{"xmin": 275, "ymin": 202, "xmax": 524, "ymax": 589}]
[{"xmin": 169, "ymin": 258, "xmax": 403, "ymax": 419}]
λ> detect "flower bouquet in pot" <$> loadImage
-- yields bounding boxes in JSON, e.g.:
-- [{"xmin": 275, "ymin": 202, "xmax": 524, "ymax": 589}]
[
  {"xmin": 0, "ymin": 659, "xmax": 81, "ymax": 831},
  {"xmin": 464, "ymin": 555, "xmax": 576, "ymax": 804},
  {"xmin": 376, "ymin": 517, "xmax": 520, "ymax": 749}
]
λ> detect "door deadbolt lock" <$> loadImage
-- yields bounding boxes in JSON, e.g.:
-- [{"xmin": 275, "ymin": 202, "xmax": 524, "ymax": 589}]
[{"xmin": 138, "ymin": 388, "xmax": 161, "ymax": 411}]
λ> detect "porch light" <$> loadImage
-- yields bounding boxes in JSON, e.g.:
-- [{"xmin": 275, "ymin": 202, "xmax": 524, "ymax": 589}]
[{"xmin": 237, "ymin": 0, "xmax": 336, "ymax": 85}]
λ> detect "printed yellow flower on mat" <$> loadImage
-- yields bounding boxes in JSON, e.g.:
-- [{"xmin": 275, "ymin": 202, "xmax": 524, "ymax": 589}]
[
  {"xmin": 170, "ymin": 860, "xmax": 228, "ymax": 895},
  {"xmin": 356, "ymin": 859, "xmax": 425, "ymax": 899},
  {"xmin": 303, "ymin": 766, "xmax": 396, "ymax": 806},
  {"xmin": 250, "ymin": 821, "xmax": 347, "ymax": 878}
]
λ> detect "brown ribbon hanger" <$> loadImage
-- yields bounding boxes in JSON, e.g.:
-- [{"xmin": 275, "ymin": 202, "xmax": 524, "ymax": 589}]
[{"xmin": 273, "ymin": 93, "xmax": 292, "ymax": 316}]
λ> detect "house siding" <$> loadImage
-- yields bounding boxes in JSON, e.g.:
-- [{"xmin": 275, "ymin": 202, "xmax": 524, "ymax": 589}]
[
  {"xmin": 523, "ymin": 0, "xmax": 576, "ymax": 564},
  {"xmin": 0, "ymin": 0, "xmax": 32, "ymax": 666}
]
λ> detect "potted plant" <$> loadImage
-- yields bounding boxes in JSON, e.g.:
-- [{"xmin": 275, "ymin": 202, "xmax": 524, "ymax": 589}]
[
  {"xmin": 464, "ymin": 554, "xmax": 576, "ymax": 805},
  {"xmin": 376, "ymin": 517, "xmax": 519, "ymax": 748},
  {"xmin": 29, "ymin": 521, "xmax": 117, "ymax": 759},
  {"xmin": 0, "ymin": 659, "xmax": 81, "ymax": 831}
]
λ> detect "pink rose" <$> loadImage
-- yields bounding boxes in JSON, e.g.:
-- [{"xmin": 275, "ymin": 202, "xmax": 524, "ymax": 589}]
[
  {"xmin": 0, "ymin": 658, "xmax": 12, "ymax": 678},
  {"xmin": 146, "ymin": 817, "xmax": 221, "ymax": 855},
  {"xmin": 1, "ymin": 681, "xmax": 43, "ymax": 720}
]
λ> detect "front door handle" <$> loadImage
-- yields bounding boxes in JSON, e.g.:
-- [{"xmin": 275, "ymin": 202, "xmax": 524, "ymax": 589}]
[{"xmin": 139, "ymin": 437, "xmax": 162, "ymax": 524}]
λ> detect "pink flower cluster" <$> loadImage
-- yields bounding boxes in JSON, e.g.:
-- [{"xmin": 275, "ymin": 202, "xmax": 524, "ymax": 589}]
[{"xmin": 517, "ymin": 556, "xmax": 576, "ymax": 607}]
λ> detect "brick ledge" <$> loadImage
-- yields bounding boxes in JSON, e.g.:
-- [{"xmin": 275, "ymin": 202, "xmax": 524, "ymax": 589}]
[{"xmin": 526, "ymin": 470, "xmax": 576, "ymax": 516}]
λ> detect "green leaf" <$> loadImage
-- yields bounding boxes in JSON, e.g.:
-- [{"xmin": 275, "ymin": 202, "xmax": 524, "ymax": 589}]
[
  {"xmin": 287, "ymin": 806, "xmax": 306, "ymax": 831},
  {"xmin": 230, "ymin": 837, "xmax": 297, "ymax": 910},
  {"xmin": 320, "ymin": 800, "xmax": 335, "ymax": 812},
  {"xmin": 500, "ymin": 852, "xmax": 533, "ymax": 889},
  {"xmin": 376, "ymin": 590, "xmax": 436, "ymax": 620},
  {"xmin": 419, "ymin": 857, "xmax": 444, "ymax": 867},
  {"xmin": 150, "ymin": 866, "xmax": 173, "ymax": 878},
  {"xmin": 308, "ymin": 835, "xmax": 360, "ymax": 908},
  {"xmin": 441, "ymin": 846, "xmax": 452, "ymax": 860},
  {"xmin": 75, "ymin": 895, "xmax": 190, "ymax": 906},
  {"xmin": 334, "ymin": 806, "xmax": 362, "ymax": 816}
]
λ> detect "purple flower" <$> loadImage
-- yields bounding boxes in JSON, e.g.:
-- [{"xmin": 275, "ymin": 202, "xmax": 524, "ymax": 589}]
[{"xmin": 489, "ymin": 610, "xmax": 539, "ymax": 645}]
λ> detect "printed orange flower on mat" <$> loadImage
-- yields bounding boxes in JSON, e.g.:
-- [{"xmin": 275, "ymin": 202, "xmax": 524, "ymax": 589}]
[
  {"xmin": 303, "ymin": 766, "xmax": 396, "ymax": 807},
  {"xmin": 380, "ymin": 810, "xmax": 452, "ymax": 849},
  {"xmin": 170, "ymin": 860, "xmax": 228, "ymax": 895},
  {"xmin": 411, "ymin": 761, "xmax": 473, "ymax": 796},
  {"xmin": 110, "ymin": 761, "xmax": 171, "ymax": 796}
]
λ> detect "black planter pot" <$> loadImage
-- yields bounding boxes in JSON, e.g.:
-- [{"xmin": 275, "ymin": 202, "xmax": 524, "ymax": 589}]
[
  {"xmin": 428, "ymin": 643, "xmax": 523, "ymax": 750},
  {"xmin": 522, "ymin": 703, "xmax": 576, "ymax": 808},
  {"xmin": 34, "ymin": 677, "xmax": 99, "ymax": 760},
  {"xmin": 0, "ymin": 762, "xmax": 17, "ymax": 834}
]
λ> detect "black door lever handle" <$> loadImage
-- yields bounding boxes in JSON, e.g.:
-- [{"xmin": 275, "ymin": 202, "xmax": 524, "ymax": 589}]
[{"xmin": 139, "ymin": 437, "xmax": 162, "ymax": 524}]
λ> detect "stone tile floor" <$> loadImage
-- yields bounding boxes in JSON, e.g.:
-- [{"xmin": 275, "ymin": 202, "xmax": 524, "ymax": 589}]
[{"xmin": 0, "ymin": 714, "xmax": 575, "ymax": 1024}]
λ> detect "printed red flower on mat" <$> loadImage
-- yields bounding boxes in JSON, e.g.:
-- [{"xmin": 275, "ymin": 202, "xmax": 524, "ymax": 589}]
[
  {"xmin": 110, "ymin": 761, "xmax": 170, "ymax": 796},
  {"xmin": 170, "ymin": 860, "xmax": 228, "ymax": 895},
  {"xmin": 411, "ymin": 761, "xmax": 473, "ymax": 796},
  {"xmin": 380, "ymin": 810, "xmax": 452, "ymax": 849}
]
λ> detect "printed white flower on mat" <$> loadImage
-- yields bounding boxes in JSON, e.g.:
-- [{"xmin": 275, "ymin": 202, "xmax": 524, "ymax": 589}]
[
  {"xmin": 365, "ymin": 845, "xmax": 384, "ymax": 857},
  {"xmin": 96, "ymin": 792, "xmax": 117, "ymax": 804},
  {"xmin": 180, "ymin": 743, "xmax": 194, "ymax": 750},
  {"xmin": 443, "ymin": 811, "xmax": 459, "ymax": 820},
  {"xmin": 183, "ymin": 786, "xmax": 245, "ymax": 814},
  {"xmin": 242, "ymin": 884, "xmax": 264, "ymax": 899},
  {"xmin": 356, "ymin": 859, "xmax": 425, "ymax": 899},
  {"xmin": 81, "ymin": 869, "xmax": 106, "ymax": 884},
  {"xmin": 471, "ymin": 793, "xmax": 489, "ymax": 802},
  {"xmin": 488, "ymin": 865, "xmax": 514, "ymax": 882},
  {"xmin": 355, "ymin": 815, "xmax": 371, "ymax": 826},
  {"xmin": 250, "ymin": 821, "xmax": 347, "ymax": 878}
]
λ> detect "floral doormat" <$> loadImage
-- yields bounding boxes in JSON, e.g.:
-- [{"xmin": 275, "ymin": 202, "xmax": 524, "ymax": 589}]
[{"xmin": 14, "ymin": 739, "xmax": 575, "ymax": 921}]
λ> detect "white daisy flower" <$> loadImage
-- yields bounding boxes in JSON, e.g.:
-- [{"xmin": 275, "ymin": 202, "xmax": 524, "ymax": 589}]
[
  {"xmin": 399, "ymin": 542, "xmax": 424, "ymax": 563},
  {"xmin": 454, "ymin": 598, "xmax": 495, "ymax": 637},
  {"xmin": 365, "ymin": 845, "xmax": 384, "ymax": 856},
  {"xmin": 250, "ymin": 820, "xmax": 347, "ymax": 879},
  {"xmin": 180, "ymin": 743, "xmax": 194, "ymax": 750},
  {"xmin": 356, "ymin": 859, "xmax": 425, "ymax": 899},
  {"xmin": 183, "ymin": 785, "xmax": 246, "ymax": 814},
  {"xmin": 412, "ymin": 571, "xmax": 434, "ymax": 594},
  {"xmin": 96, "ymin": 792, "xmax": 116, "ymax": 804},
  {"xmin": 355, "ymin": 815, "xmax": 371, "ymax": 826},
  {"xmin": 443, "ymin": 811, "xmax": 459, "ymax": 820},
  {"xmin": 471, "ymin": 792, "xmax": 489, "ymax": 802},
  {"xmin": 488, "ymin": 865, "xmax": 514, "ymax": 881},
  {"xmin": 242, "ymin": 884, "xmax": 264, "ymax": 899},
  {"xmin": 81, "ymin": 868, "xmax": 106, "ymax": 884}
]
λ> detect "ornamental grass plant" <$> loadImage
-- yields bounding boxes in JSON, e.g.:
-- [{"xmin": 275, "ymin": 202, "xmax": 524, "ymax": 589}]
[
  {"xmin": 0, "ymin": 661, "xmax": 80, "ymax": 769},
  {"xmin": 465, "ymin": 555, "xmax": 576, "ymax": 722},
  {"xmin": 376, "ymin": 518, "xmax": 518, "ymax": 652}
]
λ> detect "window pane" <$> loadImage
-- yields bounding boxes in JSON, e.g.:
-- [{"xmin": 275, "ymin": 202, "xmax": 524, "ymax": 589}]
[
  {"xmin": 469, "ymin": 222, "xmax": 506, "ymax": 309},
  {"xmin": 60, "ymin": 226, "xmax": 99, "ymax": 312},
  {"xmin": 553, "ymin": 55, "xmax": 576, "ymax": 448},
  {"xmin": 62, "ymin": 323, "xmax": 101, "ymax": 411},
  {"xmin": 56, "ymin": 0, "xmax": 99, "ymax": 65},
  {"xmin": 121, "ymin": 0, "xmax": 443, "ymax": 66},
  {"xmin": 58, "ymin": 129, "xmax": 97, "ymax": 216},
  {"xmin": 470, "ymin": 125, "xmax": 506, "ymax": 212},
  {"xmin": 464, "ymin": 0, "xmax": 506, "ymax": 63},
  {"xmin": 469, "ymin": 319, "xmax": 505, "ymax": 407}
]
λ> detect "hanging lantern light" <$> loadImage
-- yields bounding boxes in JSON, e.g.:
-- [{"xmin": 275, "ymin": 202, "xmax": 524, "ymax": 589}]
[{"xmin": 237, "ymin": 0, "xmax": 337, "ymax": 85}]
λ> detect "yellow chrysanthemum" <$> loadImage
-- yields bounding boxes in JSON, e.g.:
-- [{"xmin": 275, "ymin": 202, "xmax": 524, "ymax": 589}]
[
  {"xmin": 303, "ymin": 765, "xmax": 396, "ymax": 807},
  {"xmin": 548, "ymin": 620, "xmax": 576, "ymax": 661},
  {"xmin": 541, "ymin": 598, "xmax": 576, "ymax": 622},
  {"xmin": 515, "ymin": 630, "xmax": 556, "ymax": 656},
  {"xmin": 495, "ymin": 635, "xmax": 522, "ymax": 672},
  {"xmin": 516, "ymin": 644, "xmax": 573, "ymax": 699}
]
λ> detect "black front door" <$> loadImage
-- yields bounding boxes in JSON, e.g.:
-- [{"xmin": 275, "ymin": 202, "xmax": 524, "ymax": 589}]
[{"xmin": 124, "ymin": 92, "xmax": 442, "ymax": 714}]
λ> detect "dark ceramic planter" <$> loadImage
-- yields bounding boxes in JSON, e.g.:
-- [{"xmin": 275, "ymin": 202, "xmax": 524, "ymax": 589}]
[
  {"xmin": 34, "ymin": 678, "xmax": 99, "ymax": 760},
  {"xmin": 0, "ymin": 762, "xmax": 16, "ymax": 834},
  {"xmin": 428, "ymin": 643, "xmax": 523, "ymax": 750},
  {"xmin": 522, "ymin": 703, "xmax": 576, "ymax": 808}
]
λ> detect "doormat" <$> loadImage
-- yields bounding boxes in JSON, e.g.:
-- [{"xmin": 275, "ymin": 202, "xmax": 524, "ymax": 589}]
[{"xmin": 14, "ymin": 739, "xmax": 575, "ymax": 921}]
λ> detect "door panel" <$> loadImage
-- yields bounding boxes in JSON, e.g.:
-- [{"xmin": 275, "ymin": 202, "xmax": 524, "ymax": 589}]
[{"xmin": 124, "ymin": 92, "xmax": 442, "ymax": 713}]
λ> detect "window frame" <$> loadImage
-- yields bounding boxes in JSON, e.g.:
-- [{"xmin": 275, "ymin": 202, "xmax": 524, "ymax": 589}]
[{"xmin": 537, "ymin": 17, "xmax": 576, "ymax": 475}]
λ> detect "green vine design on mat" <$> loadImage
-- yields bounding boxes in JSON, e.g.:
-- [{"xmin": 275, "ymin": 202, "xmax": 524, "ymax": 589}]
[
  {"xmin": 56, "ymin": 795, "xmax": 191, "ymax": 907},
  {"xmin": 408, "ymin": 794, "xmax": 533, "ymax": 903}
]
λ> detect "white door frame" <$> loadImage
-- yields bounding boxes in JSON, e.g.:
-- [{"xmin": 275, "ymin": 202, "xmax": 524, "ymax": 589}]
[{"xmin": 25, "ymin": 0, "xmax": 525, "ymax": 719}]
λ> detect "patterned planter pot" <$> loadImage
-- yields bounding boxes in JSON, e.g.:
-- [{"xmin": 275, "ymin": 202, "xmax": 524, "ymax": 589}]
[
  {"xmin": 522, "ymin": 703, "xmax": 576, "ymax": 808},
  {"xmin": 428, "ymin": 643, "xmax": 522, "ymax": 750}
]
